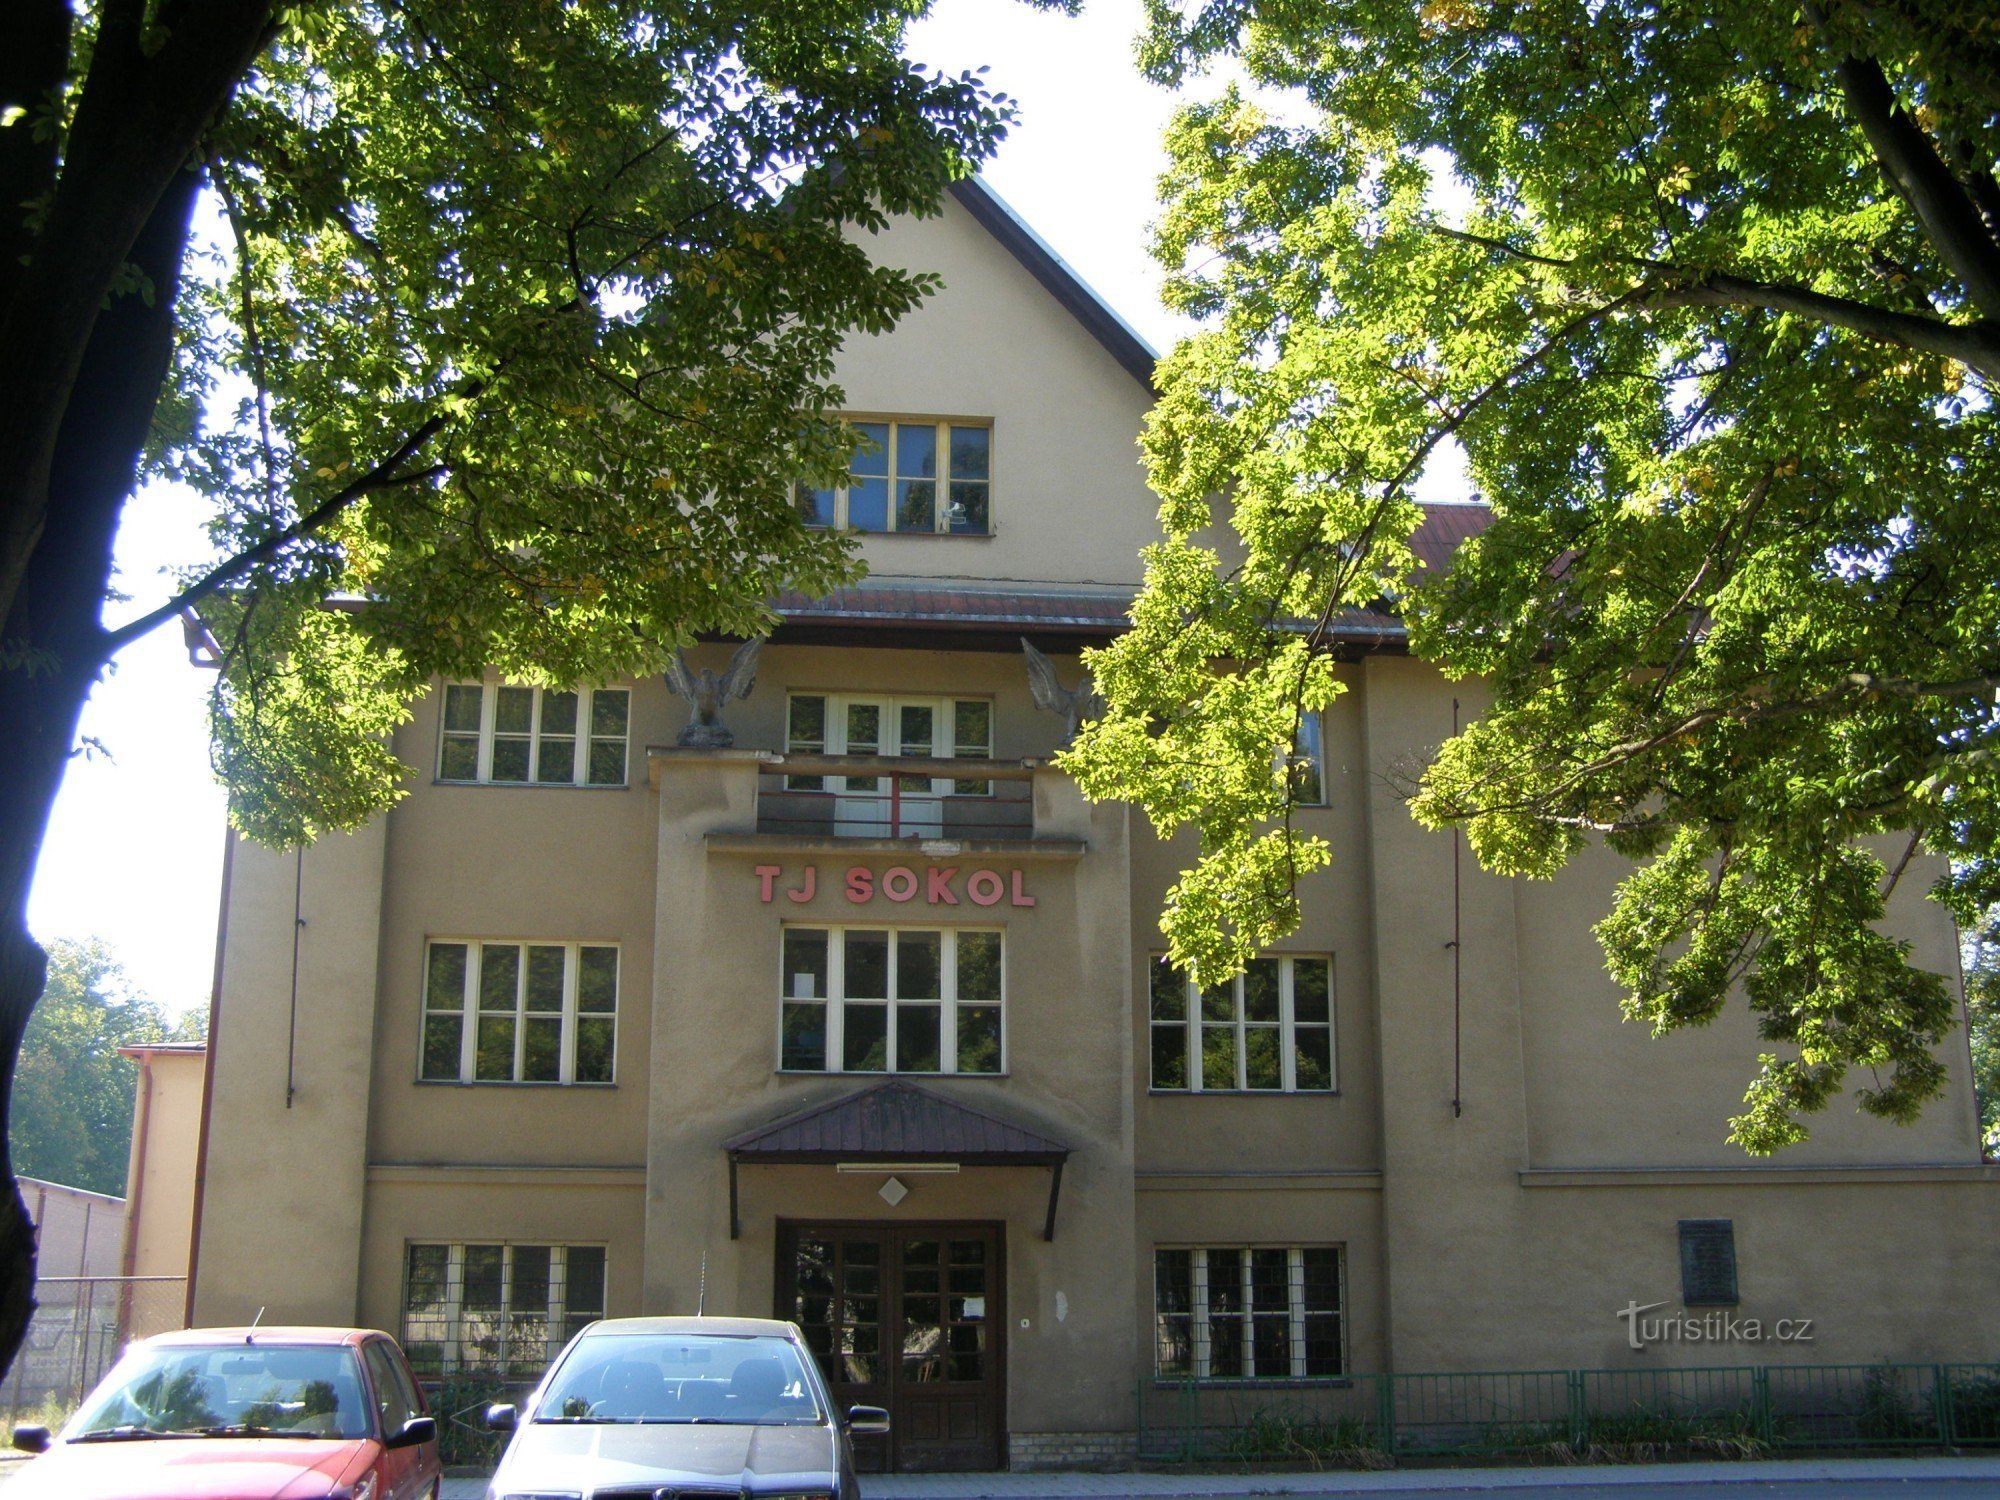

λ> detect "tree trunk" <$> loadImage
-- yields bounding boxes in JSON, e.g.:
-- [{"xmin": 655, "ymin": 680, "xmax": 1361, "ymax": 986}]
[{"xmin": 0, "ymin": 158, "xmax": 205, "ymax": 1382}]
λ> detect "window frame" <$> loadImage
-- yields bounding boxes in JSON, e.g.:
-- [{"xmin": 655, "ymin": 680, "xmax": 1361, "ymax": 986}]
[
  {"xmin": 1153, "ymin": 1245, "xmax": 1346, "ymax": 1381},
  {"xmin": 400, "ymin": 1240, "xmax": 607, "ymax": 1378},
  {"xmin": 777, "ymin": 925, "xmax": 1005, "ymax": 1076},
  {"xmin": 419, "ymin": 939, "xmax": 620, "ymax": 1086},
  {"xmin": 436, "ymin": 681, "xmax": 631, "ymax": 788},
  {"xmin": 784, "ymin": 691, "xmax": 994, "ymax": 797},
  {"xmin": 797, "ymin": 418, "xmax": 994, "ymax": 536},
  {"xmin": 1149, "ymin": 954, "xmax": 1336, "ymax": 1094},
  {"xmin": 1288, "ymin": 709, "xmax": 1327, "ymax": 807}
]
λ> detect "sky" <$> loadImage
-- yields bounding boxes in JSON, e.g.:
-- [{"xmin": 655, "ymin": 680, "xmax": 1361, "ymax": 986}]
[{"xmin": 23, "ymin": 0, "xmax": 1191, "ymax": 1018}]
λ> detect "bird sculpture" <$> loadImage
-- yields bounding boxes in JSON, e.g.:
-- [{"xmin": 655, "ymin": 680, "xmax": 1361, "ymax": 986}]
[
  {"xmin": 1020, "ymin": 637, "xmax": 1104, "ymax": 745},
  {"xmin": 664, "ymin": 637, "xmax": 764, "ymax": 747}
]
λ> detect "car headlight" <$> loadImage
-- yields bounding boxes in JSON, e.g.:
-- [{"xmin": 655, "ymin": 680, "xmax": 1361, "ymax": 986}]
[
  {"xmin": 495, "ymin": 1493, "xmax": 581, "ymax": 1500},
  {"xmin": 330, "ymin": 1477, "xmax": 376, "ymax": 1500}
]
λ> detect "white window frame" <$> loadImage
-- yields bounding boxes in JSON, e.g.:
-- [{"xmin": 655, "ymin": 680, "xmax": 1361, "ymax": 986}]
[
  {"xmin": 401, "ymin": 1241, "xmax": 606, "ymax": 1377},
  {"xmin": 1150, "ymin": 954, "xmax": 1336, "ymax": 1093},
  {"xmin": 437, "ymin": 682, "xmax": 630, "ymax": 787},
  {"xmin": 784, "ymin": 692, "xmax": 994, "ymax": 796},
  {"xmin": 1154, "ymin": 1245, "xmax": 1346, "ymax": 1380},
  {"xmin": 778, "ymin": 925, "xmax": 1005, "ymax": 1076},
  {"xmin": 797, "ymin": 418, "xmax": 993, "ymax": 535},
  {"xmin": 420, "ymin": 940, "xmax": 619, "ymax": 1085}
]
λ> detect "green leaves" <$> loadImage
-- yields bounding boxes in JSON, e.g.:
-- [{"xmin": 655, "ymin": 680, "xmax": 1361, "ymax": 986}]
[
  {"xmin": 135, "ymin": 0, "xmax": 1013, "ymax": 846},
  {"xmin": 1072, "ymin": 0, "xmax": 2000, "ymax": 1148}
]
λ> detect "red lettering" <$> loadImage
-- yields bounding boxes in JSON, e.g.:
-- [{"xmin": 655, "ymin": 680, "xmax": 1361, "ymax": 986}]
[
  {"xmin": 926, "ymin": 867, "xmax": 961, "ymax": 905},
  {"xmin": 967, "ymin": 869, "xmax": 1004, "ymax": 907},
  {"xmin": 845, "ymin": 867, "xmax": 875, "ymax": 904},
  {"xmin": 882, "ymin": 866, "xmax": 918, "ymax": 903},
  {"xmin": 786, "ymin": 866, "xmax": 818, "ymax": 904},
  {"xmin": 1010, "ymin": 869, "xmax": 1036, "ymax": 908},
  {"xmin": 754, "ymin": 865, "xmax": 781, "ymax": 903}
]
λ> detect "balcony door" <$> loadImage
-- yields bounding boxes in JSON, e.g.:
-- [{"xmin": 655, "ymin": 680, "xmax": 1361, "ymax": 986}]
[
  {"xmin": 778, "ymin": 1221, "xmax": 1004, "ymax": 1471},
  {"xmin": 831, "ymin": 699, "xmax": 942, "ymax": 838}
]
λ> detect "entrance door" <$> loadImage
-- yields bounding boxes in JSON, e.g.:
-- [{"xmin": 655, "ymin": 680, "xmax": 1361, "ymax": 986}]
[{"xmin": 779, "ymin": 1222, "xmax": 1004, "ymax": 1472}]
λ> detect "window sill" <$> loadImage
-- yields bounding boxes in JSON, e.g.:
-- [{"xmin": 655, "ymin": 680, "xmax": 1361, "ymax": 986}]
[
  {"xmin": 1149, "ymin": 1376, "xmax": 1353, "ymax": 1390},
  {"xmin": 414, "ymin": 1079, "xmax": 620, "ymax": 1089},
  {"xmin": 431, "ymin": 779, "xmax": 631, "ymax": 790},
  {"xmin": 776, "ymin": 1069, "xmax": 1010, "ymax": 1080},
  {"xmin": 1144, "ymin": 1096, "xmax": 1344, "ymax": 1104}
]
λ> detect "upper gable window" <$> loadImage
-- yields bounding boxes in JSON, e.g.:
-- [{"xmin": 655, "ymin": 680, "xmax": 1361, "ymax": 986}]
[
  {"xmin": 439, "ymin": 684, "xmax": 629, "ymax": 786},
  {"xmin": 798, "ymin": 420, "xmax": 991, "ymax": 535}
]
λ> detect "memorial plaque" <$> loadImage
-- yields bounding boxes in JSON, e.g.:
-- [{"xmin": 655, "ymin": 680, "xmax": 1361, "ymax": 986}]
[{"xmin": 1678, "ymin": 1218, "xmax": 1738, "ymax": 1305}]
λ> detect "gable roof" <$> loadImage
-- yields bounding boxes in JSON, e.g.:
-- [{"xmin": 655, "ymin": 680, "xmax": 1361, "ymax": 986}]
[{"xmin": 951, "ymin": 178, "xmax": 1160, "ymax": 393}]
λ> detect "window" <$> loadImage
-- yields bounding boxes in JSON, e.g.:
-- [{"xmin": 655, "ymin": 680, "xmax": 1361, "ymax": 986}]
[
  {"xmin": 402, "ymin": 1241, "xmax": 606, "ymax": 1377},
  {"xmin": 797, "ymin": 420, "xmax": 992, "ymax": 535},
  {"xmin": 786, "ymin": 693, "xmax": 993, "ymax": 796},
  {"xmin": 438, "ymin": 683, "xmax": 629, "ymax": 786},
  {"xmin": 421, "ymin": 941, "xmax": 618, "ymax": 1084},
  {"xmin": 1154, "ymin": 1246, "xmax": 1344, "ymax": 1379},
  {"xmin": 1149, "ymin": 955, "xmax": 1334, "ymax": 1092},
  {"xmin": 360, "ymin": 1340, "xmax": 419, "ymax": 1434},
  {"xmin": 1288, "ymin": 710, "xmax": 1325, "ymax": 805},
  {"xmin": 780, "ymin": 927, "xmax": 1002, "ymax": 1075}
]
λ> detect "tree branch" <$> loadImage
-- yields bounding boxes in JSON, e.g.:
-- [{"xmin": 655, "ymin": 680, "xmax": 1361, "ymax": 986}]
[
  {"xmin": 1651, "ymin": 271, "xmax": 2000, "ymax": 381},
  {"xmin": 97, "ymin": 400, "xmax": 469, "ymax": 659},
  {"xmin": 1813, "ymin": 19, "xmax": 2000, "ymax": 320}
]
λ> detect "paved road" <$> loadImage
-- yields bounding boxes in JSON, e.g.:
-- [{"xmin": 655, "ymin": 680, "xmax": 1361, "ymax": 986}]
[{"xmin": 436, "ymin": 1457, "xmax": 2000, "ymax": 1499}]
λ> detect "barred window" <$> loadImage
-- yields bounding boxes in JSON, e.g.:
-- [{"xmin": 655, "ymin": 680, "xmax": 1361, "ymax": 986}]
[
  {"xmin": 421, "ymin": 940, "xmax": 618, "ymax": 1085},
  {"xmin": 438, "ymin": 683, "xmax": 629, "ymax": 786},
  {"xmin": 1154, "ymin": 1246, "xmax": 1343, "ymax": 1380},
  {"xmin": 1149, "ymin": 955, "xmax": 1335, "ymax": 1092},
  {"xmin": 402, "ymin": 1242, "xmax": 606, "ymax": 1377},
  {"xmin": 780, "ymin": 927, "xmax": 1002, "ymax": 1075}
]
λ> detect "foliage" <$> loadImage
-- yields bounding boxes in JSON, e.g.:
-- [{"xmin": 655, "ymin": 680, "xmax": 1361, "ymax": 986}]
[
  {"xmin": 1965, "ymin": 920, "xmax": 2000, "ymax": 1158},
  {"xmin": 1068, "ymin": 0, "xmax": 2000, "ymax": 1150},
  {"xmin": 9, "ymin": 939, "xmax": 196, "ymax": 1197},
  {"xmin": 418, "ymin": 1376, "xmax": 521, "ymax": 1468},
  {"xmin": 1217, "ymin": 1400, "xmax": 1389, "ymax": 1468}
]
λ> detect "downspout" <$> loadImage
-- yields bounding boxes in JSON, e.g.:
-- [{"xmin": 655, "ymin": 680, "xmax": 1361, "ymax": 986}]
[
  {"xmin": 183, "ymin": 833, "xmax": 234, "ymax": 1328},
  {"xmin": 117, "ymin": 1055, "xmax": 153, "ymax": 1339}
]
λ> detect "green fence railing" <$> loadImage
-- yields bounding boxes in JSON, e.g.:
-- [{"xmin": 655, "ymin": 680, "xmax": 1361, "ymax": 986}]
[{"xmin": 1136, "ymin": 1361, "xmax": 2000, "ymax": 1463}]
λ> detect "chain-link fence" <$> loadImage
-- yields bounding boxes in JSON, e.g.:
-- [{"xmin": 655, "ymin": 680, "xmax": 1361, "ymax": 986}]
[{"xmin": 0, "ymin": 1275, "xmax": 187, "ymax": 1424}]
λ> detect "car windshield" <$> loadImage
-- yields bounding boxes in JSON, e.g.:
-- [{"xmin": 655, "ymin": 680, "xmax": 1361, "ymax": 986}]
[
  {"xmin": 67, "ymin": 1342, "xmax": 372, "ymax": 1440},
  {"xmin": 537, "ymin": 1334, "xmax": 824, "ymax": 1425}
]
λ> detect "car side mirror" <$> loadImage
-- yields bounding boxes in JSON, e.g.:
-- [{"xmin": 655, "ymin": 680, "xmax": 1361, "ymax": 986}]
[
  {"xmin": 484, "ymin": 1403, "xmax": 518, "ymax": 1433},
  {"xmin": 11, "ymin": 1424, "xmax": 49, "ymax": 1454},
  {"xmin": 845, "ymin": 1404, "xmax": 890, "ymax": 1436},
  {"xmin": 388, "ymin": 1414, "xmax": 436, "ymax": 1448}
]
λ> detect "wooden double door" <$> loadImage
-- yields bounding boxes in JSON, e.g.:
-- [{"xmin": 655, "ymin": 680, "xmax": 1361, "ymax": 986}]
[{"xmin": 778, "ymin": 1221, "xmax": 1004, "ymax": 1472}]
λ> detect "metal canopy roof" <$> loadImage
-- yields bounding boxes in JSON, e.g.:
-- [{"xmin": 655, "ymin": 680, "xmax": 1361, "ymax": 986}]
[{"xmin": 723, "ymin": 1079, "xmax": 1071, "ymax": 1241}]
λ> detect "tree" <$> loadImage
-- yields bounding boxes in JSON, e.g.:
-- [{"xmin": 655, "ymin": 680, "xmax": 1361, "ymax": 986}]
[
  {"xmin": 1067, "ymin": 0, "xmax": 2000, "ymax": 1153},
  {"xmin": 1, "ymin": 0, "xmax": 1022, "ymax": 1379},
  {"xmin": 1967, "ymin": 920, "xmax": 2000, "ymax": 1159},
  {"xmin": 10, "ymin": 939, "xmax": 196, "ymax": 1198}
]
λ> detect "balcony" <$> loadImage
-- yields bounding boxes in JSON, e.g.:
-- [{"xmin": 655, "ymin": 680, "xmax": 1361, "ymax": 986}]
[{"xmin": 755, "ymin": 754, "xmax": 1035, "ymax": 842}]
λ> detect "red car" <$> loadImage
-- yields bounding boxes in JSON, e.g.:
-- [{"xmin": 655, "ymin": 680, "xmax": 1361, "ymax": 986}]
[{"xmin": 9, "ymin": 1325, "xmax": 442, "ymax": 1500}]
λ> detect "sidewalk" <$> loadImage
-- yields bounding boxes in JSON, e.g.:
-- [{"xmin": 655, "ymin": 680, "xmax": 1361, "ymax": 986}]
[{"xmin": 439, "ymin": 1456, "xmax": 2000, "ymax": 1499}]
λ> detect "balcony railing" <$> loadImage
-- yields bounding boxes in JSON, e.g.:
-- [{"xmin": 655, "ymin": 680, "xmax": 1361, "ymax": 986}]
[{"xmin": 757, "ymin": 754, "xmax": 1036, "ymax": 842}]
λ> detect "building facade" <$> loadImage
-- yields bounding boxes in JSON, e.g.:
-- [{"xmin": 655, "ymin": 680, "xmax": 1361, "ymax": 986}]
[{"xmin": 189, "ymin": 182, "xmax": 2000, "ymax": 1471}]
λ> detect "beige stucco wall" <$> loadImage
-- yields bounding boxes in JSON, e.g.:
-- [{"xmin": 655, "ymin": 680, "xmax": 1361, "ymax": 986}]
[
  {"xmin": 833, "ymin": 197, "xmax": 1158, "ymax": 589},
  {"xmin": 194, "ymin": 826, "xmax": 386, "ymax": 1327},
  {"xmin": 643, "ymin": 753, "xmax": 1140, "ymax": 1434},
  {"xmin": 122, "ymin": 1049, "xmax": 205, "ymax": 1282}
]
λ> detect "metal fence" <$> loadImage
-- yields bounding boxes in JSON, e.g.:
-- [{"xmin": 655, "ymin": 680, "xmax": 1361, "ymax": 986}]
[
  {"xmin": 1137, "ymin": 1362, "xmax": 2000, "ymax": 1462},
  {"xmin": 0, "ymin": 1275, "xmax": 188, "ymax": 1422}
]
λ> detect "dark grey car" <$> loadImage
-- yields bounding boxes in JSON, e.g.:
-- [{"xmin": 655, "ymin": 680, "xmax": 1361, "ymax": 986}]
[{"xmin": 483, "ymin": 1316, "xmax": 887, "ymax": 1500}]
